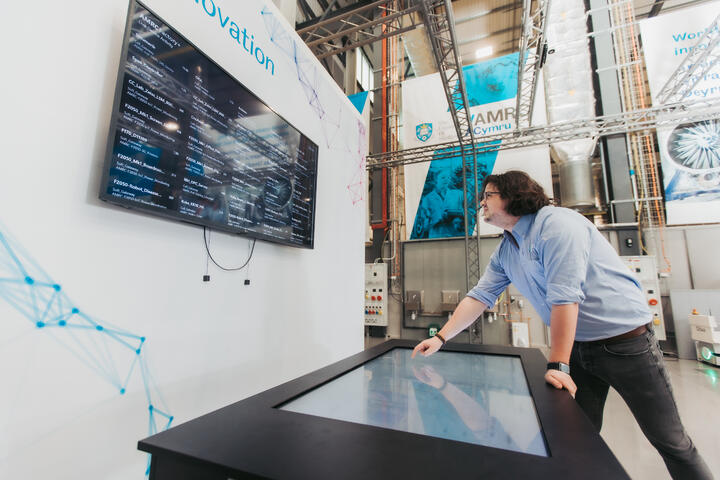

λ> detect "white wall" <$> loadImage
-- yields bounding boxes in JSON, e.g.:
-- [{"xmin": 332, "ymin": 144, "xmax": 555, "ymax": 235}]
[{"xmin": 0, "ymin": 1, "xmax": 365, "ymax": 478}]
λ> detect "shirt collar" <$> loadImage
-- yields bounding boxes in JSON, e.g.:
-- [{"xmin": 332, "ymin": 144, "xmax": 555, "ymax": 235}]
[
  {"xmin": 504, "ymin": 212, "xmax": 535, "ymax": 249},
  {"xmin": 511, "ymin": 213, "xmax": 534, "ymax": 239}
]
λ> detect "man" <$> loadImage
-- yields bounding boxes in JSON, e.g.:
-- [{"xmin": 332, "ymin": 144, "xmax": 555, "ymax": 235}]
[{"xmin": 412, "ymin": 170, "xmax": 712, "ymax": 480}]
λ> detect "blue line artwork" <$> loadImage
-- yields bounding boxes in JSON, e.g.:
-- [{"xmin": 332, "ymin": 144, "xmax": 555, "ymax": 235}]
[
  {"xmin": 0, "ymin": 221, "xmax": 173, "ymax": 477},
  {"xmin": 260, "ymin": 7, "xmax": 365, "ymax": 205}
]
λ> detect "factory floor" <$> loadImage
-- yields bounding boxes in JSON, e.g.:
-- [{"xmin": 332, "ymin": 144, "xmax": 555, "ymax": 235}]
[{"xmin": 601, "ymin": 357, "xmax": 720, "ymax": 479}]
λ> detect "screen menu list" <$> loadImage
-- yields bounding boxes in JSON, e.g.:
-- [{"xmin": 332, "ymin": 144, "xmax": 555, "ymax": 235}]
[{"xmin": 102, "ymin": 4, "xmax": 318, "ymax": 247}]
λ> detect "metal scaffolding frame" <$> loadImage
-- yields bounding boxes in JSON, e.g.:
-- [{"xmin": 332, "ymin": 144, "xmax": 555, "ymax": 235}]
[
  {"xmin": 515, "ymin": 0, "xmax": 550, "ymax": 128},
  {"xmin": 421, "ymin": 0, "xmax": 482, "ymax": 343},
  {"xmin": 367, "ymin": 97, "xmax": 720, "ymax": 168},
  {"xmin": 296, "ymin": 0, "xmax": 423, "ymax": 59},
  {"xmin": 656, "ymin": 12, "xmax": 720, "ymax": 105},
  {"xmin": 418, "ymin": 0, "xmax": 483, "ymax": 314},
  {"xmin": 602, "ymin": 0, "xmax": 669, "ymax": 269}
]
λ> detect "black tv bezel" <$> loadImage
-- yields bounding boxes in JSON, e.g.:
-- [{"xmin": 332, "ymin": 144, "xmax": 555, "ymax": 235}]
[
  {"xmin": 138, "ymin": 340, "xmax": 629, "ymax": 480},
  {"xmin": 99, "ymin": 0, "xmax": 319, "ymax": 249}
]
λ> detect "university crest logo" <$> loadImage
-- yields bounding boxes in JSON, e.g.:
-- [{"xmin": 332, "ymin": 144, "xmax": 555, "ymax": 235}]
[{"xmin": 416, "ymin": 123, "xmax": 433, "ymax": 142}]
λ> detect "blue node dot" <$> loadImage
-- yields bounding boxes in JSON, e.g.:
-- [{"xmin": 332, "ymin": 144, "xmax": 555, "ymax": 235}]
[
  {"xmin": 169, "ymin": 416, "xmax": 174, "ymax": 422},
  {"xmin": 629, "ymin": 169, "xmax": 635, "ymax": 175},
  {"xmin": 25, "ymin": 276, "xmax": 34, "ymax": 285},
  {"xmin": 36, "ymin": 321, "xmax": 45, "ymax": 328},
  {"xmin": 120, "ymin": 388, "xmax": 126, "ymax": 395},
  {"xmin": 136, "ymin": 349, "xmax": 141, "ymax": 354},
  {"xmin": 140, "ymin": 337, "xmax": 146, "ymax": 342},
  {"xmin": 53, "ymin": 284, "xmax": 61, "ymax": 291},
  {"xmin": 58, "ymin": 320, "xmax": 67, "ymax": 327},
  {"xmin": 149, "ymin": 405, "xmax": 154, "ymax": 412},
  {"xmin": 95, "ymin": 325, "xmax": 104, "ymax": 331},
  {"xmin": 71, "ymin": 308, "xmax": 79, "ymax": 314}
]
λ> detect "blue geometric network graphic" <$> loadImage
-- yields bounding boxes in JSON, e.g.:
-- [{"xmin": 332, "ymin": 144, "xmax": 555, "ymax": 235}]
[
  {"xmin": 0, "ymin": 221, "xmax": 172, "ymax": 476},
  {"xmin": 261, "ymin": 7, "xmax": 366, "ymax": 205}
]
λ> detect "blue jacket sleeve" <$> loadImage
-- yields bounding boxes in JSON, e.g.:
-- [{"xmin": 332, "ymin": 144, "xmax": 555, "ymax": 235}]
[
  {"xmin": 466, "ymin": 245, "xmax": 510, "ymax": 307},
  {"xmin": 536, "ymin": 213, "xmax": 591, "ymax": 305}
]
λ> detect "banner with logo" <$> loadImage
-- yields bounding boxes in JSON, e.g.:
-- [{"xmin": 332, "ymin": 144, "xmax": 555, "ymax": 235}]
[
  {"xmin": 402, "ymin": 53, "xmax": 551, "ymax": 238},
  {"xmin": 639, "ymin": 1, "xmax": 720, "ymax": 225}
]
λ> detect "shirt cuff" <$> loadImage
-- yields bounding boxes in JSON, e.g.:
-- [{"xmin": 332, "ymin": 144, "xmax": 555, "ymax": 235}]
[
  {"xmin": 546, "ymin": 282, "xmax": 585, "ymax": 305},
  {"xmin": 466, "ymin": 288, "xmax": 497, "ymax": 308}
]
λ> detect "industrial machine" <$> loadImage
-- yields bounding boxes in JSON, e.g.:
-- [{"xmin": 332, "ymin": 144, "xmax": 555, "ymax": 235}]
[
  {"xmin": 689, "ymin": 312, "xmax": 720, "ymax": 366},
  {"xmin": 365, "ymin": 263, "xmax": 388, "ymax": 327},
  {"xmin": 620, "ymin": 256, "xmax": 666, "ymax": 341}
]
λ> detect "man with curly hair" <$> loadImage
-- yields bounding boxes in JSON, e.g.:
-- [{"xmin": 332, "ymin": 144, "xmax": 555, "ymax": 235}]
[{"xmin": 412, "ymin": 170, "xmax": 712, "ymax": 480}]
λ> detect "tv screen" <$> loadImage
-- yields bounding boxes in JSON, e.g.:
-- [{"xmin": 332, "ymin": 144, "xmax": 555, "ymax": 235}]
[{"xmin": 99, "ymin": 0, "xmax": 318, "ymax": 248}]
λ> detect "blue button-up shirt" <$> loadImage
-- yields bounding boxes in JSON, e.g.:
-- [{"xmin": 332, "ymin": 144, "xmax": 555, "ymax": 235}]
[{"xmin": 467, "ymin": 206, "xmax": 651, "ymax": 341}]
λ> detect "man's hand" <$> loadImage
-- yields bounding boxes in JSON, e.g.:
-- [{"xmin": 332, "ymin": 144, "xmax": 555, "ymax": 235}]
[
  {"xmin": 544, "ymin": 369, "xmax": 577, "ymax": 398},
  {"xmin": 411, "ymin": 336, "xmax": 443, "ymax": 358}
]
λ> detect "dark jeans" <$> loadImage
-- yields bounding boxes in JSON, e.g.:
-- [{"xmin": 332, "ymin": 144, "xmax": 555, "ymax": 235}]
[{"xmin": 570, "ymin": 328, "xmax": 713, "ymax": 480}]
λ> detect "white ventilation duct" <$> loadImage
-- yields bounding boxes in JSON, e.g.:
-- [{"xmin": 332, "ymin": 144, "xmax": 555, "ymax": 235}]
[
  {"xmin": 402, "ymin": 24, "xmax": 438, "ymax": 77},
  {"xmin": 543, "ymin": 0, "xmax": 597, "ymax": 209}
]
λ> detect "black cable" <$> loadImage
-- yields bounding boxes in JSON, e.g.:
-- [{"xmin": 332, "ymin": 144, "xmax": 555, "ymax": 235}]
[{"xmin": 203, "ymin": 226, "xmax": 256, "ymax": 271}]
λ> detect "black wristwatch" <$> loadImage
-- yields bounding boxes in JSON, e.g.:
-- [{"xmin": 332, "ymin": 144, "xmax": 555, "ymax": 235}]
[{"xmin": 547, "ymin": 362, "xmax": 570, "ymax": 374}]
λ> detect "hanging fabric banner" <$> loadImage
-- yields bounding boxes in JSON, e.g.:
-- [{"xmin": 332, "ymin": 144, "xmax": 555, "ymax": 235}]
[
  {"xmin": 640, "ymin": 1, "xmax": 720, "ymax": 225},
  {"xmin": 402, "ymin": 53, "xmax": 552, "ymax": 238}
]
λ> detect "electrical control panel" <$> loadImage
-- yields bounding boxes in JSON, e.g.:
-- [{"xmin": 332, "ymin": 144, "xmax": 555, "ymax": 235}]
[
  {"xmin": 620, "ymin": 256, "xmax": 666, "ymax": 341},
  {"xmin": 365, "ymin": 263, "xmax": 388, "ymax": 327}
]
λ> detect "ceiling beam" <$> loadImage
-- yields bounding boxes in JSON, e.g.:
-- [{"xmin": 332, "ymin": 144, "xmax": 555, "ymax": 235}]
[
  {"xmin": 648, "ymin": 0, "xmax": 665, "ymax": 17},
  {"xmin": 297, "ymin": 0, "xmax": 317, "ymax": 22},
  {"xmin": 296, "ymin": 0, "xmax": 378, "ymax": 30}
]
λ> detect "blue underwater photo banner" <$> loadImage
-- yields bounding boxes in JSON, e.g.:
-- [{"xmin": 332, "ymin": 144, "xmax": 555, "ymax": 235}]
[
  {"xmin": 405, "ymin": 53, "xmax": 519, "ymax": 240},
  {"xmin": 462, "ymin": 53, "xmax": 518, "ymax": 108},
  {"xmin": 410, "ymin": 144, "xmax": 500, "ymax": 239}
]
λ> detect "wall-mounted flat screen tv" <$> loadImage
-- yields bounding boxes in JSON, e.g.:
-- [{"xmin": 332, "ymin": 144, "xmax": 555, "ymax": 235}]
[{"xmin": 99, "ymin": 0, "xmax": 318, "ymax": 248}]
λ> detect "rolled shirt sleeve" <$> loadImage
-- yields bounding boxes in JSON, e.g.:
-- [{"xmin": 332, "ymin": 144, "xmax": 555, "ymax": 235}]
[
  {"xmin": 537, "ymin": 214, "xmax": 591, "ymax": 305},
  {"xmin": 466, "ymin": 246, "xmax": 511, "ymax": 307}
]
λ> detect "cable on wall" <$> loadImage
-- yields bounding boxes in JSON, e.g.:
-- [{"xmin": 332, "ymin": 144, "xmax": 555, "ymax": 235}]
[{"xmin": 202, "ymin": 226, "xmax": 257, "ymax": 274}]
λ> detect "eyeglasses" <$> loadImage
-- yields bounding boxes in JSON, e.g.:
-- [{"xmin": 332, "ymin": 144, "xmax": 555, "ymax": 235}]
[{"xmin": 481, "ymin": 191, "xmax": 501, "ymax": 201}]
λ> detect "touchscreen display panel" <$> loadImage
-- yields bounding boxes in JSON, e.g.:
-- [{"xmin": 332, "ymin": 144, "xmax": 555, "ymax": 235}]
[
  {"xmin": 100, "ymin": 1, "xmax": 318, "ymax": 248},
  {"xmin": 279, "ymin": 349, "xmax": 548, "ymax": 456}
]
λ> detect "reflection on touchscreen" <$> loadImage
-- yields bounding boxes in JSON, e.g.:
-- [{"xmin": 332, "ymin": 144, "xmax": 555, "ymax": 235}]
[
  {"xmin": 411, "ymin": 364, "xmax": 518, "ymax": 452},
  {"xmin": 280, "ymin": 349, "xmax": 548, "ymax": 456}
]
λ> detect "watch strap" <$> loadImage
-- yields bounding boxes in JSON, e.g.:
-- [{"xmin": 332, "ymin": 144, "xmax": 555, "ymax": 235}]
[{"xmin": 547, "ymin": 361, "xmax": 570, "ymax": 374}]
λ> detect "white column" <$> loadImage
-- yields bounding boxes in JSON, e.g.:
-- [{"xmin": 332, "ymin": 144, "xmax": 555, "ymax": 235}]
[{"xmin": 344, "ymin": 48, "xmax": 358, "ymax": 95}]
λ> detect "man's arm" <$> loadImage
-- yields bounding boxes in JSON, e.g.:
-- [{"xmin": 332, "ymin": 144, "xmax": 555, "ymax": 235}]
[
  {"xmin": 545, "ymin": 303, "xmax": 578, "ymax": 397},
  {"xmin": 411, "ymin": 297, "xmax": 487, "ymax": 358}
]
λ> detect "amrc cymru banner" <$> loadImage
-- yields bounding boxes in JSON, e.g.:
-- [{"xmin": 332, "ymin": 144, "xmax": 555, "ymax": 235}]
[
  {"xmin": 640, "ymin": 1, "xmax": 720, "ymax": 225},
  {"xmin": 402, "ymin": 53, "xmax": 551, "ymax": 239}
]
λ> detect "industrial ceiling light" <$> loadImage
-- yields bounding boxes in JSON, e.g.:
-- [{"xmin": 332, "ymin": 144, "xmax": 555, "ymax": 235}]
[{"xmin": 475, "ymin": 46, "xmax": 493, "ymax": 59}]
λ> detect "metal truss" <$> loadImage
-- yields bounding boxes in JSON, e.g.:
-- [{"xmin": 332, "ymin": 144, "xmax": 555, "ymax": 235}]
[
  {"xmin": 296, "ymin": 0, "xmax": 422, "ymax": 59},
  {"xmin": 515, "ymin": 0, "xmax": 550, "ymax": 128},
  {"xmin": 418, "ymin": 0, "xmax": 482, "ymax": 337},
  {"xmin": 656, "ymin": 12, "xmax": 720, "ymax": 105},
  {"xmin": 367, "ymin": 97, "xmax": 720, "ymax": 168}
]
